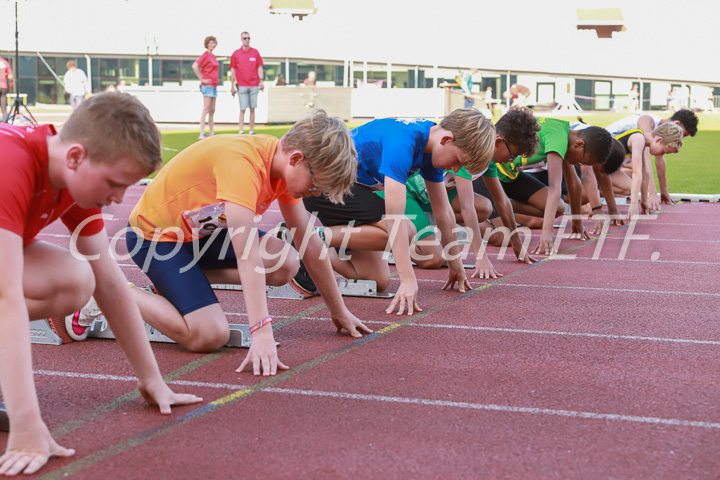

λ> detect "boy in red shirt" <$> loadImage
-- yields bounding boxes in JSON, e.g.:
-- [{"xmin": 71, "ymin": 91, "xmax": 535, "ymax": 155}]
[{"xmin": 0, "ymin": 93, "xmax": 201, "ymax": 476}]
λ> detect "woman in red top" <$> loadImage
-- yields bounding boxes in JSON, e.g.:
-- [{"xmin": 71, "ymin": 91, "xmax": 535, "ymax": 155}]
[{"xmin": 192, "ymin": 35, "xmax": 219, "ymax": 139}]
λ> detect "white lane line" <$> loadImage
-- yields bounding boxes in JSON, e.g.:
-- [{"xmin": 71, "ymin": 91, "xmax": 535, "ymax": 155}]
[
  {"xmin": 499, "ymin": 283, "xmax": 720, "ymax": 297},
  {"xmin": 33, "ymin": 370, "xmax": 720, "ymax": 430},
  {"xmin": 223, "ymin": 313, "xmax": 720, "ymax": 346}
]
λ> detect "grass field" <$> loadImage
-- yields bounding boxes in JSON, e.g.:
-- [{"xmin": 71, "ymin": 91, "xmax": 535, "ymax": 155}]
[{"xmin": 160, "ymin": 112, "xmax": 720, "ymax": 194}]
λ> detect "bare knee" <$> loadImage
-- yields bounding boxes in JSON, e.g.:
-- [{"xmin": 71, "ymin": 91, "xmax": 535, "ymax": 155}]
[
  {"xmin": 185, "ymin": 325, "xmax": 230, "ymax": 352},
  {"xmin": 555, "ymin": 199, "xmax": 566, "ymax": 218},
  {"xmin": 476, "ymin": 197, "xmax": 493, "ymax": 222},
  {"xmin": 60, "ymin": 258, "xmax": 96, "ymax": 313},
  {"xmin": 266, "ymin": 253, "xmax": 299, "ymax": 286}
]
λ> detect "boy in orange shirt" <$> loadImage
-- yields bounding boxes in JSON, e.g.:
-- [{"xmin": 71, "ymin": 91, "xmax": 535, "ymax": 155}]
[
  {"xmin": 110, "ymin": 109, "xmax": 369, "ymax": 376},
  {"xmin": 0, "ymin": 93, "xmax": 201, "ymax": 476}
]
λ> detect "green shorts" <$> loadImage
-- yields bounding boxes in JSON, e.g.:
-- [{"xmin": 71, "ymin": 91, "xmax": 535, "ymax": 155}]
[{"xmin": 375, "ymin": 191, "xmax": 436, "ymax": 241}]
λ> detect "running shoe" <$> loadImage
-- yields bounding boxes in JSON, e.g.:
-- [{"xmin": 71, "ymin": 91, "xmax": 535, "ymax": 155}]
[
  {"xmin": 63, "ymin": 296, "xmax": 103, "ymax": 342},
  {"xmin": 275, "ymin": 223, "xmax": 318, "ymax": 297}
]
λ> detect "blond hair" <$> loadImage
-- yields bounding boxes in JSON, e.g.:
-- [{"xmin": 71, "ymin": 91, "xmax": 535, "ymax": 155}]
[
  {"xmin": 652, "ymin": 122, "xmax": 683, "ymax": 150},
  {"xmin": 280, "ymin": 109, "xmax": 357, "ymax": 203},
  {"xmin": 439, "ymin": 108, "xmax": 495, "ymax": 175},
  {"xmin": 59, "ymin": 92, "xmax": 162, "ymax": 175}
]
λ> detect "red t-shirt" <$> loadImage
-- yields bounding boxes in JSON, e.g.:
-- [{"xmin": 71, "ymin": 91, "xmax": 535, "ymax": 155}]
[
  {"xmin": 229, "ymin": 47, "xmax": 263, "ymax": 87},
  {"xmin": 196, "ymin": 51, "xmax": 219, "ymax": 87},
  {"xmin": 0, "ymin": 124, "xmax": 104, "ymax": 246}
]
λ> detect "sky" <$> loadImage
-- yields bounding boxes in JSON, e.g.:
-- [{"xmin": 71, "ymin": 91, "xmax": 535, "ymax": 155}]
[{"xmin": 0, "ymin": 0, "xmax": 718, "ymax": 84}]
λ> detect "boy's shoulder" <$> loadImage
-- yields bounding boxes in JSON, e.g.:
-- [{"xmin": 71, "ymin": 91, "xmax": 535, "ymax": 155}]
[
  {"xmin": 0, "ymin": 124, "xmax": 55, "ymax": 161},
  {"xmin": 355, "ymin": 118, "xmax": 433, "ymax": 140}
]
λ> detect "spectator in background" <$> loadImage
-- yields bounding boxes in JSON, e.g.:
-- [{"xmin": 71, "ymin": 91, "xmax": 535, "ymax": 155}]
[
  {"xmin": 460, "ymin": 69, "xmax": 477, "ymax": 108},
  {"xmin": 485, "ymin": 86, "xmax": 494, "ymax": 115},
  {"xmin": 629, "ymin": 84, "xmax": 640, "ymax": 112},
  {"xmin": 0, "ymin": 54, "xmax": 13, "ymax": 121},
  {"xmin": 230, "ymin": 31, "xmax": 264, "ymax": 135},
  {"xmin": 273, "ymin": 73, "xmax": 287, "ymax": 86},
  {"xmin": 192, "ymin": 35, "xmax": 219, "ymax": 139},
  {"xmin": 303, "ymin": 71, "xmax": 316, "ymax": 86},
  {"xmin": 63, "ymin": 61, "xmax": 89, "ymax": 111}
]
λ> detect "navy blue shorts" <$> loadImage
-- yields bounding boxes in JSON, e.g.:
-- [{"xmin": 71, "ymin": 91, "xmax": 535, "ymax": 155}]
[{"xmin": 126, "ymin": 226, "xmax": 266, "ymax": 316}]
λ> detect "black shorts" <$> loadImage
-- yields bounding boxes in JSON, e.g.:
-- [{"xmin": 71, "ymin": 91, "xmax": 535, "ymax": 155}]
[
  {"xmin": 302, "ymin": 183, "xmax": 385, "ymax": 227},
  {"xmin": 500, "ymin": 171, "xmax": 548, "ymax": 204},
  {"xmin": 525, "ymin": 167, "xmax": 580, "ymax": 197},
  {"xmin": 471, "ymin": 177, "xmax": 500, "ymax": 220}
]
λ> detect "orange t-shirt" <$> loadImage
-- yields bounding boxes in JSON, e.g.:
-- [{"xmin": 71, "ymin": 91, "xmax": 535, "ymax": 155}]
[{"xmin": 129, "ymin": 134, "xmax": 299, "ymax": 242}]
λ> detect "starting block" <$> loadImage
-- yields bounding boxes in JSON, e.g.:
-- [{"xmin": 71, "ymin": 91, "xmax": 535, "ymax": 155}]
[
  {"xmin": 86, "ymin": 318, "xmax": 252, "ymax": 348},
  {"xmin": 386, "ymin": 253, "xmax": 475, "ymax": 269},
  {"xmin": 29, "ymin": 319, "xmax": 63, "ymax": 345},
  {"xmin": 29, "ymin": 318, "xmax": 253, "ymax": 348},
  {"xmin": 0, "ymin": 402, "xmax": 7, "ymax": 432},
  {"xmin": 336, "ymin": 279, "xmax": 394, "ymax": 298},
  {"xmin": 212, "ymin": 278, "xmax": 393, "ymax": 299},
  {"xmin": 212, "ymin": 282, "xmax": 307, "ymax": 300}
]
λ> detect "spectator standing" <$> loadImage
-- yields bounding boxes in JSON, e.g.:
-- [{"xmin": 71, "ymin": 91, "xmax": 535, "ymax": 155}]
[
  {"xmin": 192, "ymin": 35, "xmax": 219, "ymax": 139},
  {"xmin": 460, "ymin": 69, "xmax": 477, "ymax": 108},
  {"xmin": 229, "ymin": 31, "xmax": 264, "ymax": 134},
  {"xmin": 0, "ymin": 55, "xmax": 13, "ymax": 121},
  {"xmin": 63, "ymin": 61, "xmax": 89, "ymax": 111},
  {"xmin": 485, "ymin": 86, "xmax": 494, "ymax": 115}
]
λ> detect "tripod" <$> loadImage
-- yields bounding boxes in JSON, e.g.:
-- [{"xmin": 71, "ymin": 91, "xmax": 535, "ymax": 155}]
[{"xmin": 4, "ymin": 0, "xmax": 36, "ymax": 125}]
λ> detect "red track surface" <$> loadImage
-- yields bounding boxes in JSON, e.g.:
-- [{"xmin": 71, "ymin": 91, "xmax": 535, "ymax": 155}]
[{"xmin": 3, "ymin": 186, "xmax": 720, "ymax": 479}]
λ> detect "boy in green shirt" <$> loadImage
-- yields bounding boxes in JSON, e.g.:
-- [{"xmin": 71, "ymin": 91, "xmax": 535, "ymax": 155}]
[{"xmin": 494, "ymin": 118, "xmax": 613, "ymax": 255}]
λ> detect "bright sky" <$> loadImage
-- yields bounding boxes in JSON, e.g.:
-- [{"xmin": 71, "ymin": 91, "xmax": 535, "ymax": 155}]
[{"xmin": 0, "ymin": 0, "xmax": 717, "ymax": 84}]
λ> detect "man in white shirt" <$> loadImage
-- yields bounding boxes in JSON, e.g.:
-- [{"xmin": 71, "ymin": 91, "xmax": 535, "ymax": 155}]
[{"xmin": 63, "ymin": 60, "xmax": 89, "ymax": 110}]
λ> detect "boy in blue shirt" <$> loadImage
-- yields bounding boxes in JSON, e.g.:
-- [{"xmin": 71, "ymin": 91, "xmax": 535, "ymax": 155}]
[{"xmin": 302, "ymin": 109, "xmax": 495, "ymax": 315}]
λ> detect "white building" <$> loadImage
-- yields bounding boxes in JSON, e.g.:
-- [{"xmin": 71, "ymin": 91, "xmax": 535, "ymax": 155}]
[{"xmin": 2, "ymin": 0, "xmax": 718, "ymax": 121}]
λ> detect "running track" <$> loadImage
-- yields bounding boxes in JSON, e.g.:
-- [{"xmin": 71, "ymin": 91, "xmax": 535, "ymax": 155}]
[{"xmin": 4, "ymin": 186, "xmax": 720, "ymax": 479}]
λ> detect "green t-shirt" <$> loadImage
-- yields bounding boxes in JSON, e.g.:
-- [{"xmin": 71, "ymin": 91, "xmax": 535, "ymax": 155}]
[
  {"xmin": 496, "ymin": 118, "xmax": 570, "ymax": 182},
  {"xmin": 443, "ymin": 163, "xmax": 497, "ymax": 189}
]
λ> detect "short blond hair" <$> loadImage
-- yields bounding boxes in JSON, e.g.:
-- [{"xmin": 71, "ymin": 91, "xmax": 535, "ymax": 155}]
[
  {"xmin": 652, "ymin": 122, "xmax": 683, "ymax": 150},
  {"xmin": 280, "ymin": 109, "xmax": 357, "ymax": 203},
  {"xmin": 59, "ymin": 92, "xmax": 162, "ymax": 176},
  {"xmin": 439, "ymin": 108, "xmax": 495, "ymax": 175}
]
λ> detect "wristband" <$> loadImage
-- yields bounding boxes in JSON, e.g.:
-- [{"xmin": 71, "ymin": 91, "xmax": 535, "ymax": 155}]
[
  {"xmin": 591, "ymin": 206, "xmax": 602, "ymax": 212},
  {"xmin": 250, "ymin": 316, "xmax": 272, "ymax": 334}
]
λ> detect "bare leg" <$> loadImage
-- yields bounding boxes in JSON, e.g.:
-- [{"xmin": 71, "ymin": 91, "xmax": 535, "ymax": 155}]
[
  {"xmin": 239, "ymin": 108, "xmax": 246, "ymax": 133},
  {"xmin": 325, "ymin": 249, "xmax": 391, "ymax": 292},
  {"xmin": 133, "ymin": 236, "xmax": 298, "ymax": 352},
  {"xmin": 23, "ymin": 241, "xmax": 95, "ymax": 319},
  {"xmin": 609, "ymin": 169, "xmax": 632, "ymax": 197},
  {"xmin": 208, "ymin": 97, "xmax": 216, "ymax": 135},
  {"xmin": 249, "ymin": 108, "xmax": 256, "ymax": 133}
]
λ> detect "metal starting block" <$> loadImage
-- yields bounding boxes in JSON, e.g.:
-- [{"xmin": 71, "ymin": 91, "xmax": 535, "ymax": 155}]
[
  {"xmin": 29, "ymin": 319, "xmax": 63, "ymax": 345},
  {"xmin": 212, "ymin": 278, "xmax": 393, "ymax": 299},
  {"xmin": 336, "ymin": 279, "xmax": 394, "ymax": 298},
  {"xmin": 212, "ymin": 282, "xmax": 307, "ymax": 300},
  {"xmin": 385, "ymin": 253, "xmax": 475, "ymax": 269},
  {"xmin": 87, "ymin": 318, "xmax": 253, "ymax": 348},
  {"xmin": 29, "ymin": 318, "xmax": 253, "ymax": 348}
]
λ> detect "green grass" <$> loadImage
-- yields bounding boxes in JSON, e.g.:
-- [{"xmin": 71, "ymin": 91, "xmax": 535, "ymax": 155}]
[{"xmin": 160, "ymin": 114, "xmax": 719, "ymax": 194}]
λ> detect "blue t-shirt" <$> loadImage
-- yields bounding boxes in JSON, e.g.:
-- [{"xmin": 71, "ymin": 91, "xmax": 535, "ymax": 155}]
[{"xmin": 351, "ymin": 118, "xmax": 444, "ymax": 191}]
